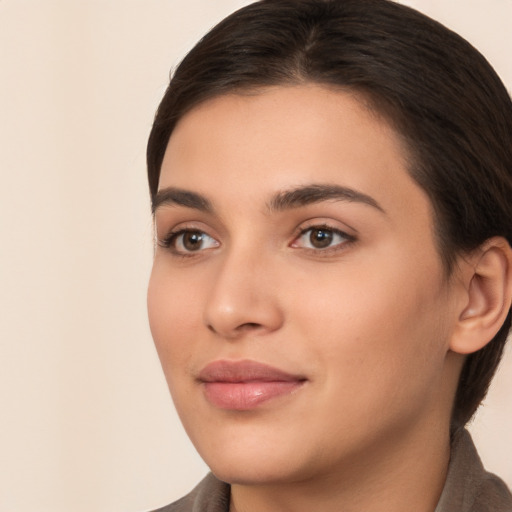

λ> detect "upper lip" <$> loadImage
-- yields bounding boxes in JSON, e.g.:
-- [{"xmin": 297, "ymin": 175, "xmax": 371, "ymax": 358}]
[{"xmin": 198, "ymin": 359, "xmax": 305, "ymax": 383}]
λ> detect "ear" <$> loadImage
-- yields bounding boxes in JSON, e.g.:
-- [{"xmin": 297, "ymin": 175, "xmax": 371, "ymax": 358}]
[{"xmin": 450, "ymin": 237, "xmax": 512, "ymax": 355}]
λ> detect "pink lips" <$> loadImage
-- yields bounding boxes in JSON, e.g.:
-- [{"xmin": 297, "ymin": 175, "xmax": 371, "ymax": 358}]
[{"xmin": 198, "ymin": 360, "xmax": 306, "ymax": 410}]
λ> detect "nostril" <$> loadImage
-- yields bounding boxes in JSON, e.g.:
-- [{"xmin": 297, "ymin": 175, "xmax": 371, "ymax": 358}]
[
  {"xmin": 207, "ymin": 321, "xmax": 262, "ymax": 336},
  {"xmin": 237, "ymin": 322, "xmax": 262, "ymax": 332}
]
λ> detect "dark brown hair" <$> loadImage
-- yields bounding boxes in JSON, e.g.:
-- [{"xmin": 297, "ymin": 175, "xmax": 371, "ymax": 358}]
[{"xmin": 147, "ymin": 0, "xmax": 512, "ymax": 430}]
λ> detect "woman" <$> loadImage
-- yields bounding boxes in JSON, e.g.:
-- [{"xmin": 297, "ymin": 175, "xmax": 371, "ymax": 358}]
[{"xmin": 146, "ymin": 1, "xmax": 512, "ymax": 511}]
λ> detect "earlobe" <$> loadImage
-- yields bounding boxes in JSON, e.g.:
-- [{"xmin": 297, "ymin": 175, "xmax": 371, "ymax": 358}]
[{"xmin": 450, "ymin": 237, "xmax": 512, "ymax": 355}]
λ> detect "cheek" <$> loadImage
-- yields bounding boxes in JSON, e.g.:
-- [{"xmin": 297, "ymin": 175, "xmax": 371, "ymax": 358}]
[
  {"xmin": 147, "ymin": 265, "xmax": 202, "ymax": 370},
  {"xmin": 290, "ymin": 257, "xmax": 451, "ymax": 402}
]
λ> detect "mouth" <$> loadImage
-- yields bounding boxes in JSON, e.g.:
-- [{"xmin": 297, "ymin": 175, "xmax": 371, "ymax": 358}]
[{"xmin": 198, "ymin": 359, "xmax": 307, "ymax": 410}]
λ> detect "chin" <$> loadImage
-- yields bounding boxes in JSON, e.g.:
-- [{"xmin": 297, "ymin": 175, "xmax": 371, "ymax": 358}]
[
  {"xmin": 207, "ymin": 456, "xmax": 309, "ymax": 487},
  {"xmin": 190, "ymin": 427, "xmax": 315, "ymax": 486}
]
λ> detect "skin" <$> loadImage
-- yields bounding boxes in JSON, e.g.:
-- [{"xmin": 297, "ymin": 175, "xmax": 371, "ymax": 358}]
[{"xmin": 148, "ymin": 85, "xmax": 475, "ymax": 512}]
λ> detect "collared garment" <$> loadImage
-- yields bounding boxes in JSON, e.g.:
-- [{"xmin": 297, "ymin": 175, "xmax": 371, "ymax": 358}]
[{"xmin": 152, "ymin": 429, "xmax": 512, "ymax": 512}]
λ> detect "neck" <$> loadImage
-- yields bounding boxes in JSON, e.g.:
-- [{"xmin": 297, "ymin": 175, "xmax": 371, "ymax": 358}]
[{"xmin": 230, "ymin": 422, "xmax": 451, "ymax": 512}]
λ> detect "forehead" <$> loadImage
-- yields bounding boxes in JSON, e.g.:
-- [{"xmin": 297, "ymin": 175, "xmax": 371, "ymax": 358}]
[{"xmin": 159, "ymin": 85, "xmax": 427, "ymax": 214}]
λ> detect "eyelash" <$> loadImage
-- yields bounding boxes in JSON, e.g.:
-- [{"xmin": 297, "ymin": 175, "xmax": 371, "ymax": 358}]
[
  {"xmin": 291, "ymin": 224, "xmax": 356, "ymax": 254},
  {"xmin": 158, "ymin": 223, "xmax": 356, "ymax": 257},
  {"xmin": 159, "ymin": 228, "xmax": 219, "ymax": 256}
]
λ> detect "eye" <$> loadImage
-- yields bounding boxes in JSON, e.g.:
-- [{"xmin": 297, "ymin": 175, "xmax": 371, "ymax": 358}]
[
  {"xmin": 291, "ymin": 225, "xmax": 353, "ymax": 250},
  {"xmin": 161, "ymin": 229, "xmax": 219, "ymax": 254}
]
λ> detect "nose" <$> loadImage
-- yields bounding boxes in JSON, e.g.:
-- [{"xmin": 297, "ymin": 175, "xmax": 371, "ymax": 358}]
[{"xmin": 203, "ymin": 249, "xmax": 284, "ymax": 339}]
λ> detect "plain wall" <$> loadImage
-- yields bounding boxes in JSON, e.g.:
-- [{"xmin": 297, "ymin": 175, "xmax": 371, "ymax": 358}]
[{"xmin": 0, "ymin": 1, "xmax": 510, "ymax": 511}]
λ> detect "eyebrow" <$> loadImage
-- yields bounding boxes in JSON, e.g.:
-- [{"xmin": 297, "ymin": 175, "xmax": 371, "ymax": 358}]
[
  {"xmin": 152, "ymin": 183, "xmax": 385, "ymax": 215},
  {"xmin": 152, "ymin": 187, "xmax": 213, "ymax": 214},
  {"xmin": 267, "ymin": 184, "xmax": 385, "ymax": 213}
]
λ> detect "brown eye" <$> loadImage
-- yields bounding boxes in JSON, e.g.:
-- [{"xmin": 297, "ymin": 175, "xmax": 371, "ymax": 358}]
[
  {"xmin": 162, "ymin": 229, "xmax": 219, "ymax": 254},
  {"xmin": 291, "ymin": 225, "xmax": 353, "ymax": 252},
  {"xmin": 309, "ymin": 228, "xmax": 333, "ymax": 249},
  {"xmin": 182, "ymin": 231, "xmax": 206, "ymax": 251}
]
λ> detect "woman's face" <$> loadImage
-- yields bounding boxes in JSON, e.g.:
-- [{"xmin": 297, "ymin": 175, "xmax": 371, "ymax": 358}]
[{"xmin": 148, "ymin": 85, "xmax": 463, "ymax": 485}]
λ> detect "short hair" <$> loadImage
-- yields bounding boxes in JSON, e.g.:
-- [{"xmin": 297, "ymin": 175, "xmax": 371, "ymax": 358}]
[{"xmin": 147, "ymin": 0, "xmax": 512, "ymax": 431}]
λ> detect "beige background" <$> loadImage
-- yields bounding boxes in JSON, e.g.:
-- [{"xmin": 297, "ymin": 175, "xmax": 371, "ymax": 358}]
[{"xmin": 0, "ymin": 1, "xmax": 510, "ymax": 511}]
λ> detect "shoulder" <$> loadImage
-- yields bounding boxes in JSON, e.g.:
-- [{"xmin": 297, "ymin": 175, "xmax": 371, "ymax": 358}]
[
  {"xmin": 150, "ymin": 473, "xmax": 230, "ymax": 512},
  {"xmin": 436, "ymin": 429, "xmax": 512, "ymax": 512},
  {"xmin": 471, "ymin": 470, "xmax": 512, "ymax": 512}
]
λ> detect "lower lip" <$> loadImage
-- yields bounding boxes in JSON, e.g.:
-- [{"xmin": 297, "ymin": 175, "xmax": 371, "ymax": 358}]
[{"xmin": 203, "ymin": 381, "xmax": 304, "ymax": 410}]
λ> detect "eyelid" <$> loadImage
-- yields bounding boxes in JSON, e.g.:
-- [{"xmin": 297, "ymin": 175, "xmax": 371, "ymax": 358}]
[
  {"xmin": 154, "ymin": 216, "xmax": 215, "ymax": 244},
  {"xmin": 157, "ymin": 224, "xmax": 220, "ymax": 256},
  {"xmin": 290, "ymin": 222, "xmax": 356, "ymax": 252}
]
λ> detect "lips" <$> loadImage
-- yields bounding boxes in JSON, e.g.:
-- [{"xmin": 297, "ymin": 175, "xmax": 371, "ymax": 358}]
[{"xmin": 198, "ymin": 360, "xmax": 306, "ymax": 410}]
